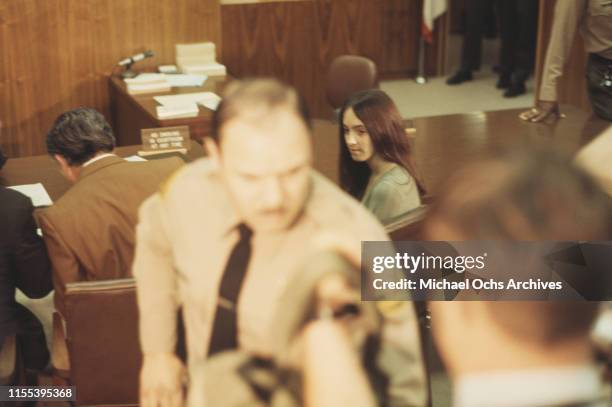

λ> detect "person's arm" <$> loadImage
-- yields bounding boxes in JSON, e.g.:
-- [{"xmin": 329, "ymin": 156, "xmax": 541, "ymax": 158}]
[
  {"xmin": 14, "ymin": 199, "xmax": 52, "ymax": 299},
  {"xmin": 133, "ymin": 193, "xmax": 185, "ymax": 407},
  {"xmin": 38, "ymin": 211, "xmax": 79, "ymax": 311},
  {"xmin": 303, "ymin": 319, "xmax": 377, "ymax": 407},
  {"xmin": 520, "ymin": 0, "xmax": 588, "ymax": 122}
]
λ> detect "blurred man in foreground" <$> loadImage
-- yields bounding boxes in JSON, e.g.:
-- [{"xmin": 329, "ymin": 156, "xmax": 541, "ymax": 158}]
[
  {"xmin": 426, "ymin": 150, "xmax": 612, "ymax": 406},
  {"xmin": 133, "ymin": 79, "xmax": 426, "ymax": 406}
]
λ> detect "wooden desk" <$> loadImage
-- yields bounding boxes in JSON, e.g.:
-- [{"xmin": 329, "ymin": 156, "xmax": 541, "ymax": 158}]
[
  {"xmin": 2, "ymin": 107, "xmax": 606, "ymax": 202},
  {"xmin": 109, "ymin": 75, "xmax": 230, "ymax": 146},
  {"xmin": 311, "ymin": 106, "xmax": 609, "ymax": 195},
  {"xmin": 0, "ymin": 142, "xmax": 205, "ymax": 201}
]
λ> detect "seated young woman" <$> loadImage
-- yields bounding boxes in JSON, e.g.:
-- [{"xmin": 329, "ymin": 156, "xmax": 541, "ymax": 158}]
[{"xmin": 339, "ymin": 89, "xmax": 423, "ymax": 223}]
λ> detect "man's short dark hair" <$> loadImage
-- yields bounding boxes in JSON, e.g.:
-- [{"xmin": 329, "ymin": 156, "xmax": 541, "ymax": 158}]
[{"xmin": 47, "ymin": 108, "xmax": 116, "ymax": 166}]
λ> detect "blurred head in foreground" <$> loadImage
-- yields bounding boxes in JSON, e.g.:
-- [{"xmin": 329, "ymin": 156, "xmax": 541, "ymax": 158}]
[
  {"xmin": 425, "ymin": 150, "xmax": 610, "ymax": 397},
  {"xmin": 206, "ymin": 79, "xmax": 312, "ymax": 232}
]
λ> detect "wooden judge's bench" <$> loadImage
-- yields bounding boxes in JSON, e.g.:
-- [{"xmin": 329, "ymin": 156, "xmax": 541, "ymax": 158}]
[{"xmin": 108, "ymin": 75, "xmax": 231, "ymax": 146}]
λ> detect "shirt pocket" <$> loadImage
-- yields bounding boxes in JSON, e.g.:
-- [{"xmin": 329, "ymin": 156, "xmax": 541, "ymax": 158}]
[{"xmin": 589, "ymin": 0, "xmax": 612, "ymax": 16}]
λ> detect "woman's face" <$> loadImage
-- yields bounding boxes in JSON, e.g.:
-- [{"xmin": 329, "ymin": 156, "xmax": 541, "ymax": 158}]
[{"xmin": 342, "ymin": 107, "xmax": 375, "ymax": 162}]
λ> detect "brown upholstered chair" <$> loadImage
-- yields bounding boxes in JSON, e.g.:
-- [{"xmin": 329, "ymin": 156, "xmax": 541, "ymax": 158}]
[
  {"xmin": 384, "ymin": 205, "xmax": 428, "ymax": 241},
  {"xmin": 326, "ymin": 55, "xmax": 378, "ymax": 110},
  {"xmin": 54, "ymin": 279, "xmax": 141, "ymax": 406}
]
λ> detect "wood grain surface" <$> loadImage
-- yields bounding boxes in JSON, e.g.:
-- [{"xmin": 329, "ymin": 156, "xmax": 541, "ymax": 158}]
[
  {"xmin": 221, "ymin": 0, "xmax": 448, "ymax": 118},
  {"xmin": 0, "ymin": 0, "xmax": 221, "ymax": 157}
]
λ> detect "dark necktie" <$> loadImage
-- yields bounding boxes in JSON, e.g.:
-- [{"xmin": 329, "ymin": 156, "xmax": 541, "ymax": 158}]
[{"xmin": 207, "ymin": 223, "xmax": 253, "ymax": 357}]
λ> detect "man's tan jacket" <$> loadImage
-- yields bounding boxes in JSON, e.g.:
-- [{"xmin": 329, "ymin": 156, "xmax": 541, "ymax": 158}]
[{"xmin": 38, "ymin": 155, "xmax": 182, "ymax": 312}]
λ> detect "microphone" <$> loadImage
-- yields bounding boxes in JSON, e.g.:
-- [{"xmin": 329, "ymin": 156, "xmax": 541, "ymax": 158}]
[{"xmin": 118, "ymin": 50, "xmax": 154, "ymax": 67}]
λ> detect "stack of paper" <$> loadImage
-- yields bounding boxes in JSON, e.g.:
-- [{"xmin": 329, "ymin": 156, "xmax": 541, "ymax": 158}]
[
  {"xmin": 124, "ymin": 73, "xmax": 171, "ymax": 95},
  {"xmin": 181, "ymin": 62, "xmax": 226, "ymax": 77},
  {"xmin": 175, "ymin": 42, "xmax": 227, "ymax": 77},
  {"xmin": 164, "ymin": 74, "xmax": 207, "ymax": 88},
  {"xmin": 156, "ymin": 103, "xmax": 200, "ymax": 119},
  {"xmin": 154, "ymin": 92, "xmax": 222, "ymax": 112}
]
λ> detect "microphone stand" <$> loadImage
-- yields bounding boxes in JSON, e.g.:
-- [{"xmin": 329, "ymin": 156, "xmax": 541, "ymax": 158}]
[{"xmin": 121, "ymin": 61, "xmax": 138, "ymax": 79}]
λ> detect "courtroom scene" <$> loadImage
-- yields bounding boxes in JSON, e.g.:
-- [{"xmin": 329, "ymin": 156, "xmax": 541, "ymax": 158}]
[{"xmin": 0, "ymin": 0, "xmax": 611, "ymax": 406}]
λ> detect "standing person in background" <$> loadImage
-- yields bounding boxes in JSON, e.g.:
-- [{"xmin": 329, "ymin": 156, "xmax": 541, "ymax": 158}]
[
  {"xmin": 496, "ymin": 0, "xmax": 539, "ymax": 97},
  {"xmin": 447, "ymin": 0, "xmax": 498, "ymax": 85},
  {"xmin": 339, "ymin": 89, "xmax": 423, "ymax": 224},
  {"xmin": 520, "ymin": 0, "xmax": 612, "ymax": 122}
]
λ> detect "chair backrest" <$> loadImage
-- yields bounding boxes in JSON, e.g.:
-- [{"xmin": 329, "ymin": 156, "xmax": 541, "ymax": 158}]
[
  {"xmin": 385, "ymin": 205, "xmax": 428, "ymax": 241},
  {"xmin": 64, "ymin": 279, "xmax": 140, "ymax": 406},
  {"xmin": 326, "ymin": 55, "xmax": 378, "ymax": 110},
  {"xmin": 0, "ymin": 335, "xmax": 16, "ymax": 385}
]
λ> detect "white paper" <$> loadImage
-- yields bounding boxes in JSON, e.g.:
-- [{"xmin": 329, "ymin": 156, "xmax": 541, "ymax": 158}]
[
  {"xmin": 156, "ymin": 104, "xmax": 200, "ymax": 119},
  {"xmin": 7, "ymin": 183, "xmax": 53, "ymax": 207},
  {"xmin": 154, "ymin": 92, "xmax": 221, "ymax": 108},
  {"xmin": 198, "ymin": 97, "xmax": 221, "ymax": 111},
  {"xmin": 124, "ymin": 73, "xmax": 166, "ymax": 84},
  {"xmin": 125, "ymin": 155, "xmax": 147, "ymax": 162},
  {"xmin": 164, "ymin": 74, "xmax": 207, "ymax": 87}
]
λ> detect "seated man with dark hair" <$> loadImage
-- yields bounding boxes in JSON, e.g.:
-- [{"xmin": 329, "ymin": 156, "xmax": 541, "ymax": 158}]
[
  {"xmin": 0, "ymin": 144, "xmax": 53, "ymax": 384},
  {"xmin": 425, "ymin": 150, "xmax": 612, "ymax": 407},
  {"xmin": 38, "ymin": 107, "xmax": 183, "ymax": 312}
]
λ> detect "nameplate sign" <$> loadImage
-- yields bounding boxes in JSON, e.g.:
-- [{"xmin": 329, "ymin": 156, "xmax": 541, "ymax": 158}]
[{"xmin": 139, "ymin": 125, "xmax": 190, "ymax": 156}]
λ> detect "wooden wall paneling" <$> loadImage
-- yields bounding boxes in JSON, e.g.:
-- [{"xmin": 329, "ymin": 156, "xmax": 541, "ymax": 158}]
[
  {"xmin": 534, "ymin": 0, "xmax": 590, "ymax": 111},
  {"xmin": 222, "ymin": 0, "xmax": 439, "ymax": 118},
  {"xmin": 0, "ymin": 0, "xmax": 221, "ymax": 158}
]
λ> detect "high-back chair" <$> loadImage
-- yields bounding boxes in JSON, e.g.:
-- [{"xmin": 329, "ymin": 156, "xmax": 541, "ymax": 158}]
[
  {"xmin": 385, "ymin": 205, "xmax": 428, "ymax": 241},
  {"xmin": 326, "ymin": 55, "xmax": 378, "ymax": 111},
  {"xmin": 57, "ymin": 279, "xmax": 141, "ymax": 406}
]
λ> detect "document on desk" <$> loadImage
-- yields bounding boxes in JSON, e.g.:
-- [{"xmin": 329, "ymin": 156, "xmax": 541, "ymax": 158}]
[
  {"xmin": 154, "ymin": 92, "xmax": 221, "ymax": 111},
  {"xmin": 164, "ymin": 74, "xmax": 207, "ymax": 87},
  {"xmin": 7, "ymin": 183, "xmax": 53, "ymax": 207}
]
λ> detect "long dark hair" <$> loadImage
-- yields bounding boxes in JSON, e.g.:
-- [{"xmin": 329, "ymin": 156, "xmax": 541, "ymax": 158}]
[{"xmin": 339, "ymin": 89, "xmax": 423, "ymax": 199}]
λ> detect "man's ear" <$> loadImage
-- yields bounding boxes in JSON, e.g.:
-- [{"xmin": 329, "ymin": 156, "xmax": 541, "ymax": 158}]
[
  {"xmin": 54, "ymin": 154, "xmax": 69, "ymax": 170},
  {"xmin": 203, "ymin": 137, "xmax": 220, "ymax": 166},
  {"xmin": 54, "ymin": 154, "xmax": 78, "ymax": 183}
]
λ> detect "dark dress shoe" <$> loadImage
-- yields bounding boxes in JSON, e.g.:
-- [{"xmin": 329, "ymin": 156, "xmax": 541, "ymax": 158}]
[
  {"xmin": 503, "ymin": 82, "xmax": 526, "ymax": 97},
  {"xmin": 496, "ymin": 73, "xmax": 511, "ymax": 89},
  {"xmin": 446, "ymin": 70, "xmax": 473, "ymax": 85}
]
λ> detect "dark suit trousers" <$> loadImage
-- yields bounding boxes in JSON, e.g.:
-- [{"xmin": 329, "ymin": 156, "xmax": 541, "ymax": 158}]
[
  {"xmin": 0, "ymin": 304, "xmax": 49, "ymax": 382},
  {"xmin": 496, "ymin": 0, "xmax": 539, "ymax": 82},
  {"xmin": 460, "ymin": 0, "xmax": 495, "ymax": 72},
  {"xmin": 587, "ymin": 53, "xmax": 612, "ymax": 121}
]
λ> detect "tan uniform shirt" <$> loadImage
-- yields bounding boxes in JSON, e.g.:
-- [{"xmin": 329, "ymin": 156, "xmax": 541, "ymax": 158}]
[
  {"xmin": 133, "ymin": 158, "xmax": 427, "ymax": 405},
  {"xmin": 540, "ymin": 0, "xmax": 612, "ymax": 101}
]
